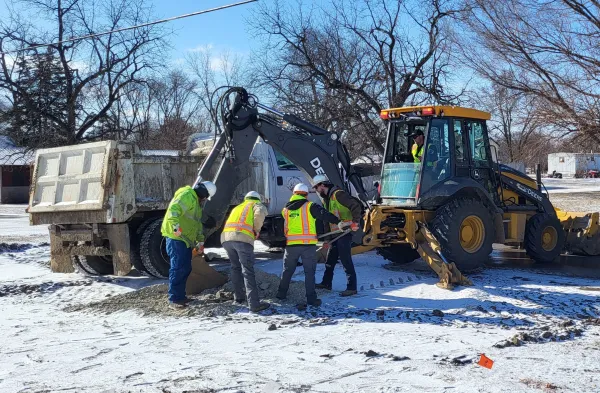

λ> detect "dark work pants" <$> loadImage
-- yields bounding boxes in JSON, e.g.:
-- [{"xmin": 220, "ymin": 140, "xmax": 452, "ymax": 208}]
[
  {"xmin": 222, "ymin": 241, "xmax": 260, "ymax": 309},
  {"xmin": 320, "ymin": 233, "xmax": 357, "ymax": 291},
  {"xmin": 277, "ymin": 245, "xmax": 318, "ymax": 304},
  {"xmin": 166, "ymin": 238, "xmax": 192, "ymax": 302}
]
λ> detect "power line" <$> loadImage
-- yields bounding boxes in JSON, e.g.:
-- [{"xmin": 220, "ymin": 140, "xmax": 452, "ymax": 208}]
[{"xmin": 0, "ymin": 0, "xmax": 257, "ymax": 55}]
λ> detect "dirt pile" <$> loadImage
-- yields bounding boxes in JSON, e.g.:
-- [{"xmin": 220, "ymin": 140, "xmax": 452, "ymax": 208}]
[
  {"xmin": 0, "ymin": 280, "xmax": 92, "ymax": 297},
  {"xmin": 66, "ymin": 270, "xmax": 308, "ymax": 318}
]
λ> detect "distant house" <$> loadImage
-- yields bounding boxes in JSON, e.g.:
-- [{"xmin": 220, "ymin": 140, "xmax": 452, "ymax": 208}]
[
  {"xmin": 548, "ymin": 152, "xmax": 600, "ymax": 177},
  {"xmin": 0, "ymin": 137, "xmax": 34, "ymax": 203}
]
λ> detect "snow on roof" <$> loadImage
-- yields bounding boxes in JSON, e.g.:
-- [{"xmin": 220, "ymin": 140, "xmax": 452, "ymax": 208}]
[
  {"xmin": 0, "ymin": 136, "xmax": 33, "ymax": 165},
  {"xmin": 140, "ymin": 150, "xmax": 182, "ymax": 157}
]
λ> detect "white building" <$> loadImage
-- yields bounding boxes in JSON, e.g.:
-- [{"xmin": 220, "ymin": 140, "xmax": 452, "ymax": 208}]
[{"xmin": 548, "ymin": 152, "xmax": 600, "ymax": 177}]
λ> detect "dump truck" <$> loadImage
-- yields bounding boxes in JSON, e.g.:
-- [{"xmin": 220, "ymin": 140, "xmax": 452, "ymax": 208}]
[{"xmin": 27, "ymin": 139, "xmax": 324, "ymax": 277}]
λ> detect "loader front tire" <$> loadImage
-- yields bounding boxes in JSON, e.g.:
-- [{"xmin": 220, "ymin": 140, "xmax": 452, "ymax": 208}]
[
  {"xmin": 524, "ymin": 213, "xmax": 565, "ymax": 263},
  {"xmin": 73, "ymin": 255, "xmax": 114, "ymax": 275},
  {"xmin": 139, "ymin": 218, "xmax": 170, "ymax": 278},
  {"xmin": 430, "ymin": 197, "xmax": 494, "ymax": 271}
]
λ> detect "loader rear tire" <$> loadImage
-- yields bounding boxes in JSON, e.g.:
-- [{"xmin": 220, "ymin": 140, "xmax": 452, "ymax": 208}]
[
  {"xmin": 430, "ymin": 197, "xmax": 494, "ymax": 271},
  {"xmin": 73, "ymin": 255, "xmax": 114, "ymax": 275},
  {"xmin": 524, "ymin": 213, "xmax": 565, "ymax": 263},
  {"xmin": 139, "ymin": 218, "xmax": 170, "ymax": 278},
  {"xmin": 377, "ymin": 244, "xmax": 420, "ymax": 265}
]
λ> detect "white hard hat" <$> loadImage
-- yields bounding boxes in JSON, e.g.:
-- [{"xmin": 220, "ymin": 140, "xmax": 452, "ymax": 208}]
[
  {"xmin": 293, "ymin": 183, "xmax": 309, "ymax": 194},
  {"xmin": 245, "ymin": 191, "xmax": 261, "ymax": 201},
  {"xmin": 201, "ymin": 181, "xmax": 217, "ymax": 200},
  {"xmin": 312, "ymin": 174, "xmax": 331, "ymax": 188}
]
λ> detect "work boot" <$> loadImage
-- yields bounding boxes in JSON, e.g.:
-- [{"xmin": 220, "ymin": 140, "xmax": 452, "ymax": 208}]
[
  {"xmin": 315, "ymin": 283, "xmax": 332, "ymax": 290},
  {"xmin": 340, "ymin": 289, "xmax": 357, "ymax": 297},
  {"xmin": 250, "ymin": 302, "xmax": 271, "ymax": 313},
  {"xmin": 169, "ymin": 300, "xmax": 188, "ymax": 309},
  {"xmin": 308, "ymin": 298, "xmax": 322, "ymax": 307},
  {"xmin": 182, "ymin": 297, "xmax": 194, "ymax": 304}
]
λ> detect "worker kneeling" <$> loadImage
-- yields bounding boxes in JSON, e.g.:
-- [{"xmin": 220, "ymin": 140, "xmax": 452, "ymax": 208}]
[
  {"xmin": 221, "ymin": 191, "xmax": 270, "ymax": 313},
  {"xmin": 161, "ymin": 181, "xmax": 217, "ymax": 309},
  {"xmin": 277, "ymin": 183, "xmax": 340, "ymax": 307}
]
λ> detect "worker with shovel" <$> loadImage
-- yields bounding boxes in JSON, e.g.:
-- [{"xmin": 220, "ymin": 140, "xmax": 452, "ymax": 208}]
[
  {"xmin": 221, "ymin": 191, "xmax": 270, "ymax": 313},
  {"xmin": 277, "ymin": 183, "xmax": 341, "ymax": 307},
  {"xmin": 313, "ymin": 174, "xmax": 363, "ymax": 297},
  {"xmin": 161, "ymin": 181, "xmax": 217, "ymax": 309}
]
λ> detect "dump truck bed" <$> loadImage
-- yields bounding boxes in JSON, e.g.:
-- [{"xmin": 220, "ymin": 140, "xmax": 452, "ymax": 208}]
[{"xmin": 29, "ymin": 141, "xmax": 202, "ymax": 225}]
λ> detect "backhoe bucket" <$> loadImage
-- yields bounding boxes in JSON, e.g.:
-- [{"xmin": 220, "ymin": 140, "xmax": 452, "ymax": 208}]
[
  {"xmin": 185, "ymin": 254, "xmax": 228, "ymax": 295},
  {"xmin": 416, "ymin": 224, "xmax": 472, "ymax": 290}
]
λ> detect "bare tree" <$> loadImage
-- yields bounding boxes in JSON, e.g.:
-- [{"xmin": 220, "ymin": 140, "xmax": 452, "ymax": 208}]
[
  {"xmin": 459, "ymin": 0, "xmax": 600, "ymax": 145},
  {"xmin": 477, "ymin": 82, "xmax": 545, "ymax": 165},
  {"xmin": 186, "ymin": 47, "xmax": 248, "ymax": 131},
  {"xmin": 249, "ymin": 0, "xmax": 466, "ymax": 154},
  {"xmin": 0, "ymin": 0, "xmax": 166, "ymax": 148}
]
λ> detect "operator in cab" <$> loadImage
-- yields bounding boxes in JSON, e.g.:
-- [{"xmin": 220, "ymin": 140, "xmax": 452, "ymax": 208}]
[
  {"xmin": 221, "ymin": 191, "xmax": 270, "ymax": 313},
  {"xmin": 410, "ymin": 129, "xmax": 425, "ymax": 163},
  {"xmin": 313, "ymin": 174, "xmax": 363, "ymax": 297},
  {"xmin": 277, "ymin": 183, "xmax": 341, "ymax": 307},
  {"xmin": 161, "ymin": 181, "xmax": 217, "ymax": 309}
]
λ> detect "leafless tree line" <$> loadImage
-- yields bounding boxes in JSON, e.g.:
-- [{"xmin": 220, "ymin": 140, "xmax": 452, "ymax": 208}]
[{"xmin": 1, "ymin": 0, "xmax": 600, "ymax": 160}]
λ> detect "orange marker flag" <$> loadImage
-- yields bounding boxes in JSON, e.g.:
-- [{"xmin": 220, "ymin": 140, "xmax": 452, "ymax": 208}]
[{"xmin": 478, "ymin": 354, "xmax": 494, "ymax": 369}]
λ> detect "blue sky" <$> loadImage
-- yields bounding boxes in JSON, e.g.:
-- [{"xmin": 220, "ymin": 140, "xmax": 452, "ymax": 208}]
[
  {"xmin": 151, "ymin": 0, "xmax": 258, "ymax": 60},
  {"xmin": 0, "ymin": 0, "xmax": 259, "ymax": 62}
]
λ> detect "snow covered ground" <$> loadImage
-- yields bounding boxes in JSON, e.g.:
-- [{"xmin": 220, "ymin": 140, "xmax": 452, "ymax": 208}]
[{"xmin": 2, "ymin": 178, "xmax": 600, "ymax": 393}]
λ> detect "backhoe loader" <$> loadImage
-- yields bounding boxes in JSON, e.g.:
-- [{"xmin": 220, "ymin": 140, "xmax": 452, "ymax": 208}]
[{"xmin": 195, "ymin": 87, "xmax": 599, "ymax": 290}]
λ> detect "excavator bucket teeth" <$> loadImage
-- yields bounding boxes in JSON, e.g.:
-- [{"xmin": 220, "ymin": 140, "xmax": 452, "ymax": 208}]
[
  {"xmin": 185, "ymin": 254, "xmax": 228, "ymax": 295},
  {"xmin": 415, "ymin": 224, "xmax": 472, "ymax": 290}
]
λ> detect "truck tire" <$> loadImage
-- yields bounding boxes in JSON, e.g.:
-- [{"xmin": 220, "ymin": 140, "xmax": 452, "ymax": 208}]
[
  {"xmin": 73, "ymin": 255, "xmax": 114, "ymax": 275},
  {"xmin": 129, "ymin": 218, "xmax": 156, "ymax": 275},
  {"xmin": 139, "ymin": 218, "xmax": 170, "ymax": 278},
  {"xmin": 524, "ymin": 213, "xmax": 565, "ymax": 263},
  {"xmin": 430, "ymin": 197, "xmax": 494, "ymax": 271},
  {"xmin": 377, "ymin": 244, "xmax": 420, "ymax": 264}
]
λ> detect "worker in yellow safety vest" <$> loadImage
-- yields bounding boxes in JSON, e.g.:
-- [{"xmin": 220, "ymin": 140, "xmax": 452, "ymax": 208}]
[
  {"xmin": 221, "ymin": 191, "xmax": 270, "ymax": 312},
  {"xmin": 410, "ymin": 129, "xmax": 425, "ymax": 163},
  {"xmin": 276, "ymin": 183, "xmax": 341, "ymax": 307},
  {"xmin": 312, "ymin": 174, "xmax": 363, "ymax": 297},
  {"xmin": 161, "ymin": 181, "xmax": 217, "ymax": 309}
]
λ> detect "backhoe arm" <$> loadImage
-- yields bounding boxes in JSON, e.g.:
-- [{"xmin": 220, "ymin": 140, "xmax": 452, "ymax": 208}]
[{"xmin": 198, "ymin": 87, "xmax": 367, "ymax": 238}]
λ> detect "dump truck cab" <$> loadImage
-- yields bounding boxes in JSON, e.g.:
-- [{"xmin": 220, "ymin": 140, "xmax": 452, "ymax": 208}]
[{"xmin": 379, "ymin": 105, "xmax": 499, "ymax": 210}]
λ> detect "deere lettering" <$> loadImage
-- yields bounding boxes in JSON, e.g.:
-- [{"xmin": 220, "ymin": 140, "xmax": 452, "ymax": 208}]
[
  {"xmin": 516, "ymin": 183, "xmax": 543, "ymax": 202},
  {"xmin": 310, "ymin": 157, "xmax": 326, "ymax": 175}
]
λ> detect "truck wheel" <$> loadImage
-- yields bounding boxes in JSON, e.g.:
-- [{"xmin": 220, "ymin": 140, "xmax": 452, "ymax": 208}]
[
  {"xmin": 377, "ymin": 244, "xmax": 420, "ymax": 265},
  {"xmin": 73, "ymin": 255, "xmax": 114, "ymax": 275},
  {"xmin": 524, "ymin": 213, "xmax": 565, "ymax": 263},
  {"xmin": 139, "ymin": 218, "xmax": 170, "ymax": 278},
  {"xmin": 129, "ymin": 218, "xmax": 156, "ymax": 275},
  {"xmin": 430, "ymin": 197, "xmax": 494, "ymax": 271}
]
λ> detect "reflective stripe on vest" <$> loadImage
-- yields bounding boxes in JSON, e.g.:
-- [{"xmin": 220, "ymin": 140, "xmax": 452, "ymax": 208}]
[
  {"xmin": 283, "ymin": 201, "xmax": 317, "ymax": 245},
  {"xmin": 223, "ymin": 200, "xmax": 257, "ymax": 240}
]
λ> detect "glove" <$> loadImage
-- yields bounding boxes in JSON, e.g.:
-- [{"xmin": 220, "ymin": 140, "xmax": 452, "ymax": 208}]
[
  {"xmin": 195, "ymin": 242, "xmax": 205, "ymax": 254},
  {"xmin": 322, "ymin": 242, "xmax": 330, "ymax": 250},
  {"xmin": 350, "ymin": 222, "xmax": 360, "ymax": 232},
  {"xmin": 338, "ymin": 222, "xmax": 351, "ymax": 231}
]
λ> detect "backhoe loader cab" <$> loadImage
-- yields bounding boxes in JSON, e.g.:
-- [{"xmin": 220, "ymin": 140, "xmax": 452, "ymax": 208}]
[
  {"xmin": 379, "ymin": 106, "xmax": 495, "ymax": 209},
  {"xmin": 371, "ymin": 104, "xmax": 599, "ymax": 280}
]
